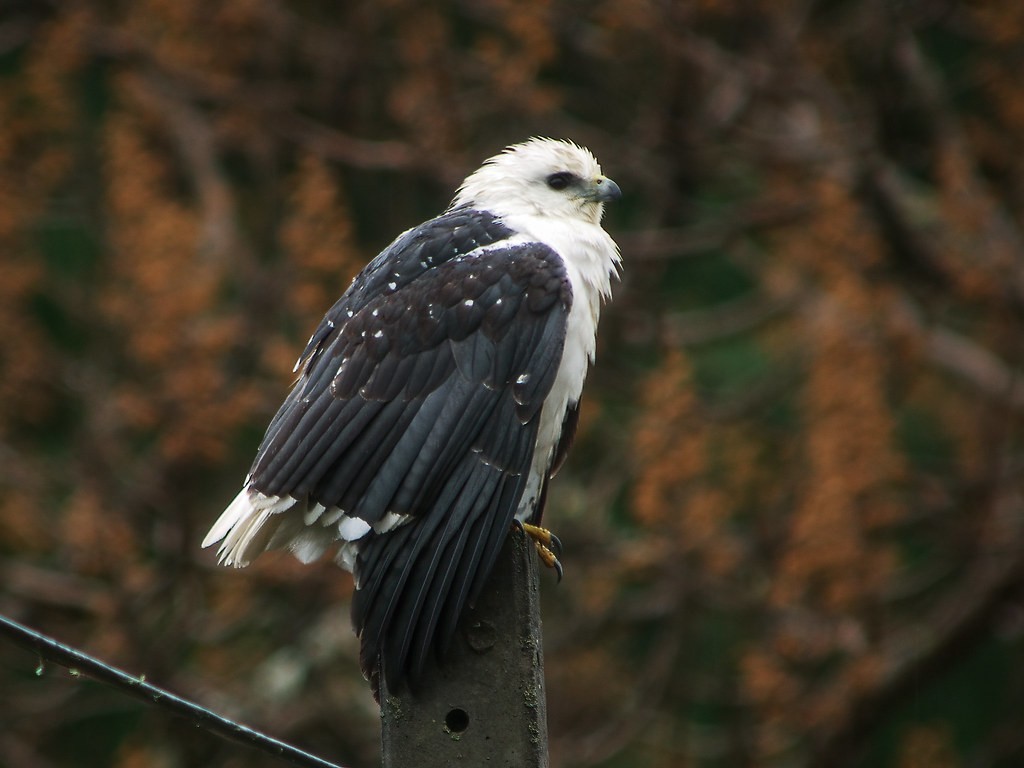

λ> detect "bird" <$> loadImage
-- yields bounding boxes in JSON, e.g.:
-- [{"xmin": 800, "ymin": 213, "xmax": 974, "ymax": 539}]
[{"xmin": 202, "ymin": 137, "xmax": 622, "ymax": 697}]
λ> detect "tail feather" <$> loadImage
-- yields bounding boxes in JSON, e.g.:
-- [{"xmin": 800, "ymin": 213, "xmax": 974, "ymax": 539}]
[{"xmin": 201, "ymin": 487, "xmax": 298, "ymax": 567}]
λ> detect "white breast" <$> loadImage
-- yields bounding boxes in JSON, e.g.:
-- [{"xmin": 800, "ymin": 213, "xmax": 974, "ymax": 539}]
[{"xmin": 499, "ymin": 213, "xmax": 620, "ymax": 520}]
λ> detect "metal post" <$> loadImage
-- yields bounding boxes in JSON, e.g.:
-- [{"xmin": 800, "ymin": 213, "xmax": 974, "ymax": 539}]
[{"xmin": 380, "ymin": 528, "xmax": 548, "ymax": 767}]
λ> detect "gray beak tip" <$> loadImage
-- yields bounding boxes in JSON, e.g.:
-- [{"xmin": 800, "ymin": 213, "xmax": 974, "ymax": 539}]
[{"xmin": 595, "ymin": 177, "xmax": 622, "ymax": 203}]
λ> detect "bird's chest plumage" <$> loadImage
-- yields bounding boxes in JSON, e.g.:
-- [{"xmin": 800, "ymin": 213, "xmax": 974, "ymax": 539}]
[{"xmin": 508, "ymin": 217, "xmax": 613, "ymax": 522}]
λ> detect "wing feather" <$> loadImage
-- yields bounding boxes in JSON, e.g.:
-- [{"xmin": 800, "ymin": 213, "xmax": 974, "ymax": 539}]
[
  {"xmin": 405, "ymin": 460, "xmax": 496, "ymax": 680},
  {"xmin": 211, "ymin": 211, "xmax": 572, "ymax": 694}
]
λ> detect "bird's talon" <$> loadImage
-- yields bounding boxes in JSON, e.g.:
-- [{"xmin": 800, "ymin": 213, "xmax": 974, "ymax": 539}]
[
  {"xmin": 519, "ymin": 522, "xmax": 556, "ymax": 550},
  {"xmin": 534, "ymin": 542, "xmax": 563, "ymax": 583},
  {"xmin": 513, "ymin": 522, "xmax": 565, "ymax": 579},
  {"xmin": 549, "ymin": 531, "xmax": 563, "ymax": 557}
]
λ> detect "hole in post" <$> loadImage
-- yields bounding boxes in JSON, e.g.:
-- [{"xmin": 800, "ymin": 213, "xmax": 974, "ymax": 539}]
[{"xmin": 445, "ymin": 707, "xmax": 469, "ymax": 733}]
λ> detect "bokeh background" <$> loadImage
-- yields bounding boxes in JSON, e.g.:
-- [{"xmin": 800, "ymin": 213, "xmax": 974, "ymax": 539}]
[{"xmin": 2, "ymin": 1, "xmax": 1024, "ymax": 766}]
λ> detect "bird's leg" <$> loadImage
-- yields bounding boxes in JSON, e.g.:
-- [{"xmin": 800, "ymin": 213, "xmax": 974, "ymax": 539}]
[
  {"xmin": 515, "ymin": 521, "xmax": 563, "ymax": 582},
  {"xmin": 520, "ymin": 522, "xmax": 562, "ymax": 556}
]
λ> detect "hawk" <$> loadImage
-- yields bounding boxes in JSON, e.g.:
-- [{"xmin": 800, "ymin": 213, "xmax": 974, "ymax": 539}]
[{"xmin": 203, "ymin": 138, "xmax": 621, "ymax": 696}]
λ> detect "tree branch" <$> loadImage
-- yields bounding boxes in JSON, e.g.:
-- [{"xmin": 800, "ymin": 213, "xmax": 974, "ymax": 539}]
[
  {"xmin": 890, "ymin": 296, "xmax": 1024, "ymax": 412},
  {"xmin": 0, "ymin": 614, "xmax": 348, "ymax": 768},
  {"xmin": 808, "ymin": 496, "xmax": 1024, "ymax": 768}
]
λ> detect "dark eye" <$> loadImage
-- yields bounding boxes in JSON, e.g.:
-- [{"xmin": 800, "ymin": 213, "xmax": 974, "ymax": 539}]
[{"xmin": 546, "ymin": 171, "xmax": 575, "ymax": 191}]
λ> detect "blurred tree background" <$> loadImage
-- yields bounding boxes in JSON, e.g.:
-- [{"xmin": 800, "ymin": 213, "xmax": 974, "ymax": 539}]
[{"xmin": 2, "ymin": 0, "xmax": 1023, "ymax": 766}]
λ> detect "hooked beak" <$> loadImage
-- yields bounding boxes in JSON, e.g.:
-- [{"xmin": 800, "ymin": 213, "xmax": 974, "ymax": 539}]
[{"xmin": 590, "ymin": 175, "xmax": 622, "ymax": 203}]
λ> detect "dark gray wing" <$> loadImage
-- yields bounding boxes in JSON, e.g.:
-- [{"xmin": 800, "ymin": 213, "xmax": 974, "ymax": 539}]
[{"xmin": 246, "ymin": 216, "xmax": 571, "ymax": 695}]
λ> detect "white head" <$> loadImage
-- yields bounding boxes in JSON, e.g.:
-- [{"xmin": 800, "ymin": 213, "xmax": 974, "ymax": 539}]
[{"xmin": 452, "ymin": 138, "xmax": 621, "ymax": 226}]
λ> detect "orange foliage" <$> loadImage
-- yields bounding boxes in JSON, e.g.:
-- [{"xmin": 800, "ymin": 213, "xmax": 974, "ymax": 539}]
[
  {"xmin": 630, "ymin": 350, "xmax": 741, "ymax": 578},
  {"xmin": 99, "ymin": 87, "xmax": 261, "ymax": 465},
  {"xmin": 281, "ymin": 154, "xmax": 363, "ymax": 327},
  {"xmin": 771, "ymin": 178, "xmax": 905, "ymax": 610},
  {"xmin": 469, "ymin": 0, "xmax": 560, "ymax": 113}
]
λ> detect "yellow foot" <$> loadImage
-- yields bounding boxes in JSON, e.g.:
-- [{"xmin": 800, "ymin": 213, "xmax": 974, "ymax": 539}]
[{"xmin": 515, "ymin": 521, "xmax": 564, "ymax": 582}]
